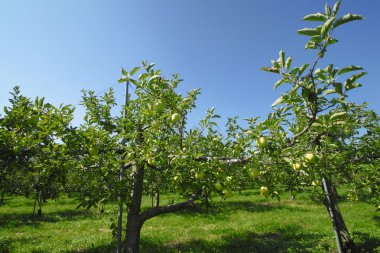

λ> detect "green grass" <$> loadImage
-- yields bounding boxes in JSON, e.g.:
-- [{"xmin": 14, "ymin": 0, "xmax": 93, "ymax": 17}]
[{"xmin": 0, "ymin": 190, "xmax": 379, "ymax": 253}]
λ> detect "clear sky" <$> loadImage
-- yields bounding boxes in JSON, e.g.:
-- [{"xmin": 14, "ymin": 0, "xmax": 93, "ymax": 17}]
[{"xmin": 1, "ymin": 1, "xmax": 379, "ymax": 128}]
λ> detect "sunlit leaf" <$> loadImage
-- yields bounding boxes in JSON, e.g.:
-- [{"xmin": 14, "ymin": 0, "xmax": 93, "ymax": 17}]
[
  {"xmin": 303, "ymin": 13, "xmax": 326, "ymax": 22},
  {"xmin": 338, "ymin": 65, "xmax": 363, "ymax": 75},
  {"xmin": 333, "ymin": 14, "xmax": 363, "ymax": 29}
]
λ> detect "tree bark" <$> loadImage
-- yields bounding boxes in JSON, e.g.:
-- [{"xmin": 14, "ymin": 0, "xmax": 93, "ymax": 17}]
[
  {"xmin": 124, "ymin": 164, "xmax": 145, "ymax": 253},
  {"xmin": 0, "ymin": 190, "xmax": 4, "ymax": 205},
  {"xmin": 321, "ymin": 177, "xmax": 357, "ymax": 253}
]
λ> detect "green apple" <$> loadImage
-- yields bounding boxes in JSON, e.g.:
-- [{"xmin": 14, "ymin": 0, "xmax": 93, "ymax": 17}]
[
  {"xmin": 173, "ymin": 175, "xmax": 179, "ymax": 181},
  {"xmin": 304, "ymin": 152, "xmax": 316, "ymax": 163},
  {"xmin": 195, "ymin": 172, "xmax": 205, "ymax": 179},
  {"xmin": 248, "ymin": 168, "xmax": 260, "ymax": 178},
  {"xmin": 155, "ymin": 101, "xmax": 165, "ymax": 112},
  {"xmin": 260, "ymin": 186, "xmax": 269, "ymax": 197},
  {"xmin": 101, "ymin": 167, "xmax": 108, "ymax": 175},
  {"xmin": 147, "ymin": 157, "xmax": 155, "ymax": 166},
  {"xmin": 256, "ymin": 137, "xmax": 268, "ymax": 148},
  {"xmin": 151, "ymin": 121, "xmax": 159, "ymax": 129},
  {"xmin": 223, "ymin": 190, "xmax": 233, "ymax": 198},
  {"xmin": 89, "ymin": 147, "xmax": 99, "ymax": 156},
  {"xmin": 292, "ymin": 163, "xmax": 302, "ymax": 171},
  {"xmin": 214, "ymin": 182, "xmax": 223, "ymax": 191},
  {"xmin": 171, "ymin": 113, "xmax": 181, "ymax": 123}
]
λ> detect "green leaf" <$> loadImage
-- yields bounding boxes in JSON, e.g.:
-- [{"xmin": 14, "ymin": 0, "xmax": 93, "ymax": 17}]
[
  {"xmin": 261, "ymin": 67, "xmax": 280, "ymax": 74},
  {"xmin": 325, "ymin": 3, "xmax": 332, "ymax": 17},
  {"xmin": 130, "ymin": 67, "xmax": 140, "ymax": 76},
  {"xmin": 338, "ymin": 65, "xmax": 363, "ymax": 75},
  {"xmin": 121, "ymin": 68, "xmax": 128, "ymax": 76},
  {"xmin": 283, "ymin": 157, "xmax": 293, "ymax": 165},
  {"xmin": 274, "ymin": 79, "xmax": 284, "ymax": 90},
  {"xmin": 118, "ymin": 77, "xmax": 128, "ymax": 83},
  {"xmin": 332, "ymin": 82, "xmax": 343, "ymax": 95},
  {"xmin": 298, "ymin": 64, "xmax": 310, "ymax": 76},
  {"xmin": 305, "ymin": 41, "xmax": 318, "ymax": 50},
  {"xmin": 285, "ymin": 57, "xmax": 292, "ymax": 71},
  {"xmin": 333, "ymin": 1, "xmax": 341, "ymax": 16},
  {"xmin": 321, "ymin": 17, "xmax": 335, "ymax": 37},
  {"xmin": 290, "ymin": 67, "xmax": 300, "ymax": 75},
  {"xmin": 312, "ymin": 122, "xmax": 323, "ymax": 127},
  {"xmin": 333, "ymin": 14, "xmax": 363, "ymax": 29},
  {"xmin": 323, "ymin": 89, "xmax": 335, "ymax": 96},
  {"xmin": 297, "ymin": 28, "xmax": 321, "ymax": 36},
  {"xmin": 327, "ymin": 38, "xmax": 338, "ymax": 45},
  {"xmin": 345, "ymin": 83, "xmax": 362, "ymax": 91},
  {"xmin": 272, "ymin": 96, "xmax": 284, "ymax": 107},
  {"xmin": 345, "ymin": 72, "xmax": 367, "ymax": 85},
  {"xmin": 279, "ymin": 50, "xmax": 285, "ymax": 68},
  {"xmin": 303, "ymin": 13, "xmax": 326, "ymax": 22},
  {"xmin": 330, "ymin": 111, "xmax": 346, "ymax": 120}
]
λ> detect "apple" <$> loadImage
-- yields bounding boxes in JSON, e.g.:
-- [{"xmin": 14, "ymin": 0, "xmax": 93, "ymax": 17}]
[
  {"xmin": 226, "ymin": 176, "xmax": 233, "ymax": 182},
  {"xmin": 214, "ymin": 182, "xmax": 223, "ymax": 191},
  {"xmin": 171, "ymin": 113, "xmax": 181, "ymax": 123},
  {"xmin": 147, "ymin": 157, "xmax": 155, "ymax": 165},
  {"xmin": 223, "ymin": 190, "xmax": 233, "ymax": 198},
  {"xmin": 312, "ymin": 180, "xmax": 319, "ymax": 187},
  {"xmin": 195, "ymin": 172, "xmax": 205, "ymax": 179},
  {"xmin": 151, "ymin": 121, "xmax": 159, "ymax": 129},
  {"xmin": 155, "ymin": 101, "xmax": 165, "ymax": 112},
  {"xmin": 173, "ymin": 175, "xmax": 179, "ymax": 181},
  {"xmin": 256, "ymin": 137, "xmax": 268, "ymax": 148},
  {"xmin": 260, "ymin": 186, "xmax": 269, "ymax": 197},
  {"xmin": 248, "ymin": 168, "xmax": 260, "ymax": 178},
  {"xmin": 292, "ymin": 163, "xmax": 302, "ymax": 171},
  {"xmin": 89, "ymin": 147, "xmax": 99, "ymax": 156},
  {"xmin": 304, "ymin": 152, "xmax": 316, "ymax": 163},
  {"xmin": 101, "ymin": 167, "xmax": 108, "ymax": 175}
]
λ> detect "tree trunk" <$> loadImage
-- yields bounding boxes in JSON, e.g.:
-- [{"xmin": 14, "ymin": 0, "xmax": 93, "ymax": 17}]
[
  {"xmin": 125, "ymin": 164, "xmax": 145, "ymax": 253},
  {"xmin": 33, "ymin": 189, "xmax": 42, "ymax": 216},
  {"xmin": 0, "ymin": 190, "xmax": 4, "ymax": 205},
  {"xmin": 321, "ymin": 177, "xmax": 357, "ymax": 253},
  {"xmin": 155, "ymin": 189, "xmax": 160, "ymax": 207}
]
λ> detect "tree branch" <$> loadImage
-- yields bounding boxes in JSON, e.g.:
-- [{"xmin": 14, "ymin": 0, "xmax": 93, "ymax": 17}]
[
  {"xmin": 139, "ymin": 190, "xmax": 201, "ymax": 222},
  {"xmin": 195, "ymin": 155, "xmax": 253, "ymax": 164}
]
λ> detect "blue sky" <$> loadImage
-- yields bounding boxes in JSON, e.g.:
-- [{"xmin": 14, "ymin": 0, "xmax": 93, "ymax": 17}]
[{"xmin": 1, "ymin": 1, "xmax": 379, "ymax": 128}]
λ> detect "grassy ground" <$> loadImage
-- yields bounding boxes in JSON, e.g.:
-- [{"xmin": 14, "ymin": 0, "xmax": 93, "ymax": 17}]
[{"xmin": 0, "ymin": 189, "xmax": 379, "ymax": 253}]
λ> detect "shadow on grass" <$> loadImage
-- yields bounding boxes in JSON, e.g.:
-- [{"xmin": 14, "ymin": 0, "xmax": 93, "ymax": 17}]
[
  {"xmin": 352, "ymin": 231, "xmax": 380, "ymax": 253},
  {"xmin": 140, "ymin": 225, "xmax": 328, "ymax": 253},
  {"xmin": 170, "ymin": 200, "xmax": 310, "ymax": 219},
  {"xmin": 0, "ymin": 209, "xmax": 94, "ymax": 228}
]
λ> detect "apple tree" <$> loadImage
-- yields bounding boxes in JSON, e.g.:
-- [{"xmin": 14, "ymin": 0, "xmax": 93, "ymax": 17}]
[
  {"xmin": 0, "ymin": 86, "xmax": 74, "ymax": 214},
  {"xmin": 259, "ymin": 1, "xmax": 373, "ymax": 252}
]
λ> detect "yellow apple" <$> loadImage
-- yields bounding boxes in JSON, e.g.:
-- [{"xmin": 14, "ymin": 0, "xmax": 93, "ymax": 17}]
[
  {"xmin": 260, "ymin": 186, "xmax": 269, "ymax": 197},
  {"xmin": 292, "ymin": 163, "xmax": 302, "ymax": 171},
  {"xmin": 304, "ymin": 152, "xmax": 316, "ymax": 163},
  {"xmin": 312, "ymin": 180, "xmax": 319, "ymax": 187},
  {"xmin": 256, "ymin": 137, "xmax": 268, "ymax": 148}
]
